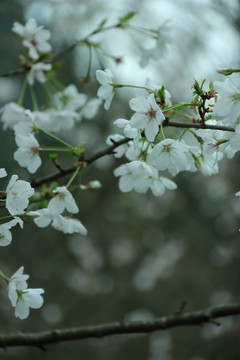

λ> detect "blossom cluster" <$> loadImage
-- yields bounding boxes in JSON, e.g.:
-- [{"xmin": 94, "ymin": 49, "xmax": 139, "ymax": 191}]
[
  {"xmin": 0, "ymin": 16, "xmax": 240, "ymax": 323},
  {"xmin": 96, "ymin": 69, "xmax": 240, "ymax": 199}
]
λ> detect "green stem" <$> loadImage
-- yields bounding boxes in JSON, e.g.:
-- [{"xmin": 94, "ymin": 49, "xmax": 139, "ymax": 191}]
[
  {"xmin": 29, "ymin": 85, "xmax": 39, "ymax": 110},
  {"xmin": 113, "ymin": 83, "xmax": 152, "ymax": 92},
  {"xmin": 37, "ymin": 128, "xmax": 72, "ymax": 148},
  {"xmin": 0, "ymin": 270, "xmax": 9, "ymax": 283},
  {"xmin": 0, "ymin": 215, "xmax": 14, "ymax": 221},
  {"xmin": 66, "ymin": 166, "xmax": 82, "ymax": 189},
  {"xmin": 39, "ymin": 147, "xmax": 70, "ymax": 152},
  {"xmin": 18, "ymin": 76, "xmax": 28, "ymax": 106}
]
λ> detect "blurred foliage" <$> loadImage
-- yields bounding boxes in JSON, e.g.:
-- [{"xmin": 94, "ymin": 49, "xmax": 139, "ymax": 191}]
[{"xmin": 0, "ymin": 0, "xmax": 240, "ymax": 359}]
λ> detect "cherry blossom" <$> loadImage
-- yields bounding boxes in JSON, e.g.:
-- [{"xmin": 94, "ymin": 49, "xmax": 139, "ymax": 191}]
[
  {"xmin": 7, "ymin": 266, "xmax": 44, "ymax": 319},
  {"xmin": 5, "ymin": 175, "xmax": 34, "ymax": 215},
  {"xmin": 52, "ymin": 215, "xmax": 87, "ymax": 235},
  {"xmin": 114, "ymin": 160, "xmax": 158, "ymax": 194},
  {"xmin": 139, "ymin": 23, "xmax": 171, "ymax": 68},
  {"xmin": 27, "ymin": 62, "xmax": 52, "ymax": 85},
  {"xmin": 12, "ymin": 18, "xmax": 51, "ymax": 60},
  {"xmin": 8, "ymin": 266, "xmax": 29, "ymax": 307},
  {"xmin": 48, "ymin": 186, "xmax": 79, "ymax": 215},
  {"xmin": 150, "ymin": 177, "xmax": 177, "ymax": 196},
  {"xmin": 14, "ymin": 134, "xmax": 42, "ymax": 173},
  {"xmin": 129, "ymin": 93, "xmax": 164, "ymax": 142},
  {"xmin": 213, "ymin": 77, "xmax": 240, "ymax": 126},
  {"xmin": 14, "ymin": 288, "xmax": 45, "ymax": 320},
  {"xmin": 0, "ymin": 218, "xmax": 23, "ymax": 247},
  {"xmin": 148, "ymin": 139, "xmax": 189, "ymax": 176},
  {"xmin": 96, "ymin": 69, "xmax": 115, "ymax": 110},
  {"xmin": 0, "ymin": 102, "xmax": 30, "ymax": 130}
]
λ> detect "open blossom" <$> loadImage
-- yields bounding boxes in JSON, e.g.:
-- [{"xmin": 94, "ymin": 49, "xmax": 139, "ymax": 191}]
[
  {"xmin": 34, "ymin": 208, "xmax": 87, "ymax": 235},
  {"xmin": 148, "ymin": 139, "xmax": 189, "ymax": 176},
  {"xmin": 27, "ymin": 62, "xmax": 52, "ymax": 85},
  {"xmin": 229, "ymin": 124, "xmax": 240, "ymax": 151},
  {"xmin": 53, "ymin": 84, "xmax": 87, "ymax": 111},
  {"xmin": 12, "ymin": 18, "xmax": 51, "ymax": 60},
  {"xmin": 129, "ymin": 93, "xmax": 164, "ymax": 142},
  {"xmin": 96, "ymin": 69, "xmax": 115, "ymax": 110},
  {"xmin": 52, "ymin": 215, "xmax": 87, "ymax": 235},
  {"xmin": 6, "ymin": 175, "xmax": 34, "ymax": 215},
  {"xmin": 213, "ymin": 77, "xmax": 240, "ymax": 126},
  {"xmin": 114, "ymin": 160, "xmax": 158, "ymax": 194},
  {"xmin": 14, "ymin": 134, "xmax": 41, "ymax": 173},
  {"xmin": 139, "ymin": 23, "xmax": 171, "ymax": 68},
  {"xmin": 48, "ymin": 186, "xmax": 79, "ymax": 215},
  {"xmin": 8, "ymin": 266, "xmax": 44, "ymax": 320},
  {"xmin": 14, "ymin": 288, "xmax": 45, "ymax": 320},
  {"xmin": 0, "ymin": 102, "xmax": 29, "ymax": 130},
  {"xmin": 0, "ymin": 218, "xmax": 23, "ymax": 247},
  {"xmin": 8, "ymin": 266, "xmax": 29, "ymax": 307},
  {"xmin": 150, "ymin": 176, "xmax": 177, "ymax": 196}
]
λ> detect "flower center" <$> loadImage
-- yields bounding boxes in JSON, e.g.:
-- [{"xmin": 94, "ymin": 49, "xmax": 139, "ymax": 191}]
[
  {"xmin": 231, "ymin": 93, "xmax": 240, "ymax": 103},
  {"xmin": 30, "ymin": 39, "xmax": 38, "ymax": 47},
  {"xmin": 147, "ymin": 108, "xmax": 156, "ymax": 118}
]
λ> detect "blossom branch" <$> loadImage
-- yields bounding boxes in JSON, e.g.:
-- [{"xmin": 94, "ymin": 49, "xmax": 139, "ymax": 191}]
[
  {"xmin": 0, "ymin": 22, "xmax": 122, "ymax": 78},
  {"xmin": 31, "ymin": 120, "xmax": 234, "ymax": 188},
  {"xmin": 0, "ymin": 304, "xmax": 239, "ymax": 349}
]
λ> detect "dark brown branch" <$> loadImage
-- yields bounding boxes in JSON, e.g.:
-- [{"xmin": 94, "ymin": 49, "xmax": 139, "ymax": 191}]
[
  {"xmin": 0, "ymin": 304, "xmax": 239, "ymax": 349},
  {"xmin": 162, "ymin": 119, "xmax": 235, "ymax": 132},
  {"xmin": 0, "ymin": 67, "xmax": 26, "ymax": 78},
  {"xmin": 31, "ymin": 137, "xmax": 130, "ymax": 187}
]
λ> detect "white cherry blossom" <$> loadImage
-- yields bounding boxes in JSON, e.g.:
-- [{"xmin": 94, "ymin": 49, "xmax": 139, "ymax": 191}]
[
  {"xmin": 1, "ymin": 102, "xmax": 29, "ymax": 130},
  {"xmin": 12, "ymin": 18, "xmax": 51, "ymax": 60},
  {"xmin": 150, "ymin": 177, "xmax": 177, "ymax": 196},
  {"xmin": 0, "ymin": 218, "xmax": 23, "ymax": 247},
  {"xmin": 52, "ymin": 215, "xmax": 87, "ymax": 235},
  {"xmin": 53, "ymin": 84, "xmax": 87, "ymax": 112},
  {"xmin": 48, "ymin": 186, "xmax": 79, "ymax": 215},
  {"xmin": 139, "ymin": 23, "xmax": 171, "ymax": 68},
  {"xmin": 129, "ymin": 93, "xmax": 164, "ymax": 142},
  {"xmin": 14, "ymin": 134, "xmax": 41, "ymax": 173},
  {"xmin": 148, "ymin": 139, "xmax": 189, "ymax": 176},
  {"xmin": 7, "ymin": 266, "xmax": 44, "ymax": 319},
  {"xmin": 27, "ymin": 62, "xmax": 52, "ymax": 85},
  {"xmin": 213, "ymin": 77, "xmax": 240, "ymax": 126},
  {"xmin": 8, "ymin": 266, "xmax": 29, "ymax": 307},
  {"xmin": 14, "ymin": 288, "xmax": 44, "ymax": 320},
  {"xmin": 96, "ymin": 69, "xmax": 115, "ymax": 110},
  {"xmin": 6, "ymin": 175, "xmax": 34, "ymax": 215},
  {"xmin": 229, "ymin": 124, "xmax": 240, "ymax": 151},
  {"xmin": 114, "ymin": 160, "xmax": 158, "ymax": 194}
]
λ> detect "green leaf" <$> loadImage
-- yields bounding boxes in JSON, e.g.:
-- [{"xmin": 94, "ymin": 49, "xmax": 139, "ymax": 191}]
[
  {"xmin": 118, "ymin": 11, "xmax": 137, "ymax": 26},
  {"xmin": 98, "ymin": 18, "xmax": 108, "ymax": 29}
]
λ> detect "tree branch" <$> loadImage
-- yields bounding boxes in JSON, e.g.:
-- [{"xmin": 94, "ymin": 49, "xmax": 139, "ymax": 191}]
[
  {"xmin": 0, "ymin": 304, "xmax": 239, "ymax": 349},
  {"xmin": 31, "ymin": 120, "xmax": 234, "ymax": 188}
]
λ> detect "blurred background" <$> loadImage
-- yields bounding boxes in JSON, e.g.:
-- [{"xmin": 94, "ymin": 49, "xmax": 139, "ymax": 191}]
[{"xmin": 0, "ymin": 0, "xmax": 240, "ymax": 359}]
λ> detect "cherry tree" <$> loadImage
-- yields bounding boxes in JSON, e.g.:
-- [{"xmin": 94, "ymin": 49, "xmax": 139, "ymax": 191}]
[{"xmin": 0, "ymin": 1, "xmax": 239, "ymax": 358}]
